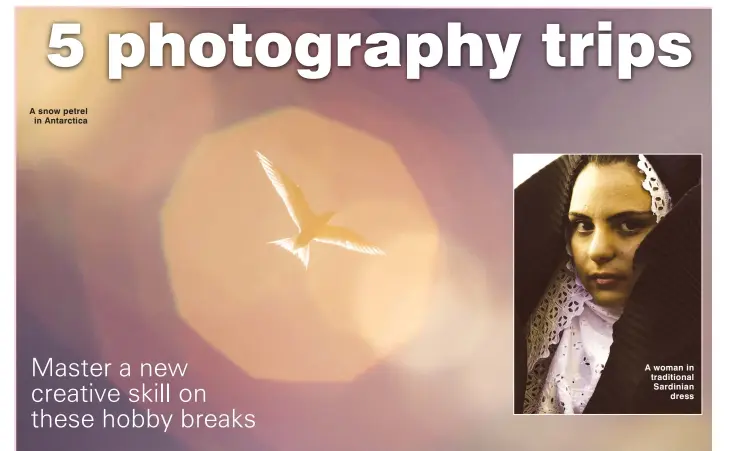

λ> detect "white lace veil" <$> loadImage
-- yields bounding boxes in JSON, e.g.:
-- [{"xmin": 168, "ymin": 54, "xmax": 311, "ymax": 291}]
[{"xmin": 522, "ymin": 154, "xmax": 672, "ymax": 413}]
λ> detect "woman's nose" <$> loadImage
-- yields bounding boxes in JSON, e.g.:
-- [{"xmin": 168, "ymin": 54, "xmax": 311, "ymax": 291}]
[{"xmin": 588, "ymin": 228, "xmax": 617, "ymax": 263}]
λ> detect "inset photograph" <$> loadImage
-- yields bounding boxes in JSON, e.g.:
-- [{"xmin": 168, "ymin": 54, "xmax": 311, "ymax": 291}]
[{"xmin": 513, "ymin": 154, "xmax": 702, "ymax": 415}]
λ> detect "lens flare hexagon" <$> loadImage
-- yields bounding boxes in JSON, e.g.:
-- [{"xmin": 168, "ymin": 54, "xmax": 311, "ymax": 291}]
[{"xmin": 160, "ymin": 106, "xmax": 440, "ymax": 383}]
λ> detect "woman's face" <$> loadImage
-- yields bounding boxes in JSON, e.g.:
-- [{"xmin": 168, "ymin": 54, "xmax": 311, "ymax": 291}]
[{"xmin": 568, "ymin": 162, "xmax": 658, "ymax": 306}]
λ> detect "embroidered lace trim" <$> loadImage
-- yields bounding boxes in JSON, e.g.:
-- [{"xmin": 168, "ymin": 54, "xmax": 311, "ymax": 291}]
[
  {"xmin": 522, "ymin": 154, "xmax": 671, "ymax": 414},
  {"xmin": 523, "ymin": 260, "xmax": 590, "ymax": 413},
  {"xmin": 637, "ymin": 154, "xmax": 672, "ymax": 224},
  {"xmin": 533, "ymin": 299, "xmax": 622, "ymax": 414}
]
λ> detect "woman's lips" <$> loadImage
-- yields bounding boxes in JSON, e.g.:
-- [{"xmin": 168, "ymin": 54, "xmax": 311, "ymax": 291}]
[{"xmin": 589, "ymin": 272, "xmax": 626, "ymax": 289}]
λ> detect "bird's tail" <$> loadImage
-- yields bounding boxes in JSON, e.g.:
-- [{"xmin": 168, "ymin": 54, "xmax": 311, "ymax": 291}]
[{"xmin": 268, "ymin": 237, "xmax": 310, "ymax": 269}]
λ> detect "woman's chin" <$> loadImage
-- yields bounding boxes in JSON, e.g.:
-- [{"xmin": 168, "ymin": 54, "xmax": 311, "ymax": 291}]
[{"xmin": 589, "ymin": 289, "xmax": 628, "ymax": 308}]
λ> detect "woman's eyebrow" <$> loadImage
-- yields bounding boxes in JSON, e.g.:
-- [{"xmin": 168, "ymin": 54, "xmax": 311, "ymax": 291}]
[
  {"xmin": 568, "ymin": 212, "xmax": 590, "ymax": 220},
  {"xmin": 607, "ymin": 210, "xmax": 654, "ymax": 221},
  {"xmin": 568, "ymin": 210, "xmax": 653, "ymax": 221}
]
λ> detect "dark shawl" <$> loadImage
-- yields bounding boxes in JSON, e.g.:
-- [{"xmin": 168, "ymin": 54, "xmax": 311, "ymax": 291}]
[{"xmin": 514, "ymin": 154, "xmax": 702, "ymax": 414}]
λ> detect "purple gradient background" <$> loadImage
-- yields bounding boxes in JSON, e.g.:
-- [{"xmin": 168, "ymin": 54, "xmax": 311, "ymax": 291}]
[{"xmin": 16, "ymin": 8, "xmax": 711, "ymax": 451}]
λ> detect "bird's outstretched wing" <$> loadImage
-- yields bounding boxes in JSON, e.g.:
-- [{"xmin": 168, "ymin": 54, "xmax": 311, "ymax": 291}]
[
  {"xmin": 313, "ymin": 225, "xmax": 385, "ymax": 256},
  {"xmin": 256, "ymin": 151, "xmax": 313, "ymax": 229},
  {"xmin": 269, "ymin": 237, "xmax": 311, "ymax": 269}
]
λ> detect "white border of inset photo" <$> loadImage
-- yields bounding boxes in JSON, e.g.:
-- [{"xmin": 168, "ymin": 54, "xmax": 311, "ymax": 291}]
[{"xmin": 512, "ymin": 153, "xmax": 705, "ymax": 416}]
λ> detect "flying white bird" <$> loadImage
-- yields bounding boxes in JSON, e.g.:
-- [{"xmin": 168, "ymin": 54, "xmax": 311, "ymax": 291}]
[{"xmin": 255, "ymin": 151, "xmax": 385, "ymax": 269}]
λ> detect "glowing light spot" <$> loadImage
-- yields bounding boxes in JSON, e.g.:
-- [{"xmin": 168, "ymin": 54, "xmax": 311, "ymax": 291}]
[
  {"xmin": 161, "ymin": 107, "xmax": 438, "ymax": 382},
  {"xmin": 16, "ymin": 9, "xmax": 150, "ymax": 159}
]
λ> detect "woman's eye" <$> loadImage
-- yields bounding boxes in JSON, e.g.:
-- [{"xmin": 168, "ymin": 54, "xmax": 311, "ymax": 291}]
[
  {"xmin": 574, "ymin": 221, "xmax": 593, "ymax": 232},
  {"xmin": 620, "ymin": 220, "xmax": 643, "ymax": 233}
]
